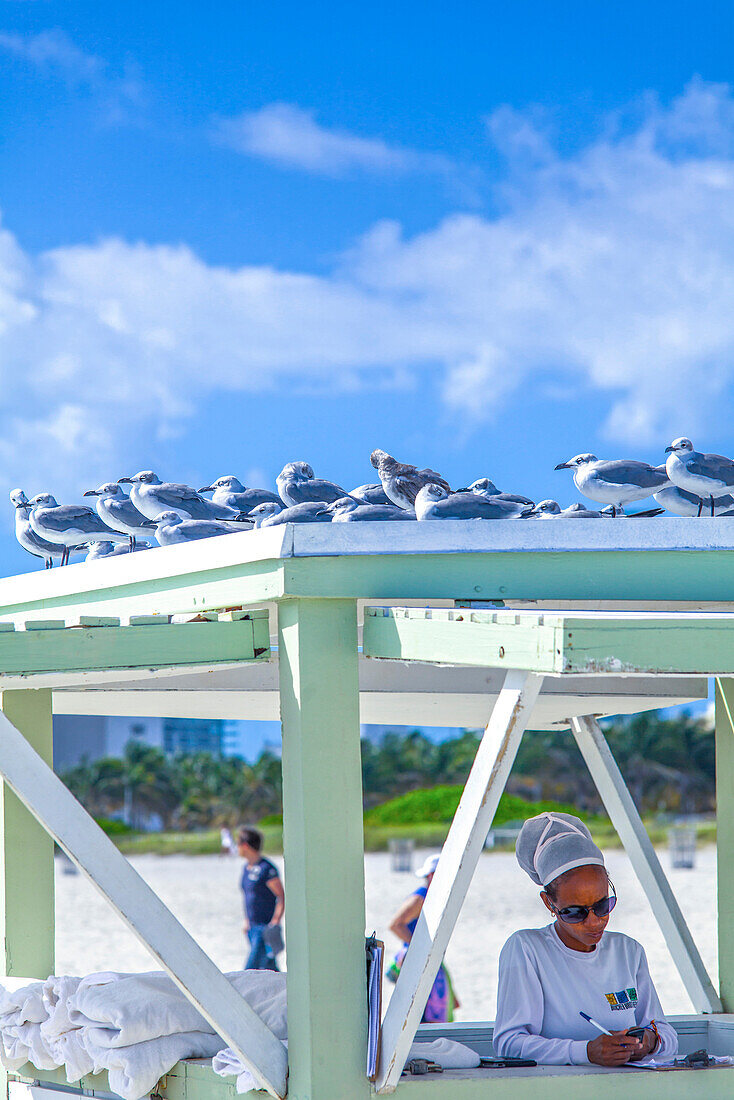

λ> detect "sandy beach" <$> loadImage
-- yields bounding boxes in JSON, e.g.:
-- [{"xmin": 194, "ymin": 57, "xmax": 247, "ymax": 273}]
[{"xmin": 56, "ymin": 846, "xmax": 717, "ymax": 1020}]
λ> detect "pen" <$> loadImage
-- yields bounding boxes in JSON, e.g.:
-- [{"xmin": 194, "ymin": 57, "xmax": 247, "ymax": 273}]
[{"xmin": 579, "ymin": 1011, "xmax": 612, "ymax": 1036}]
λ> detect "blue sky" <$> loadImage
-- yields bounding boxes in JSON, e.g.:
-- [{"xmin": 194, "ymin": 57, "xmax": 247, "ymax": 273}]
[
  {"xmin": 2, "ymin": 1, "xmax": 729, "ymax": 754},
  {"xmin": 1, "ymin": 0, "xmax": 734, "ymax": 578}
]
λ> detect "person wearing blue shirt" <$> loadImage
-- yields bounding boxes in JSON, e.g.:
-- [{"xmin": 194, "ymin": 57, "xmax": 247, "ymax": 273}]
[
  {"xmin": 237, "ymin": 826, "xmax": 285, "ymax": 970},
  {"xmin": 388, "ymin": 853, "xmax": 459, "ymax": 1021}
]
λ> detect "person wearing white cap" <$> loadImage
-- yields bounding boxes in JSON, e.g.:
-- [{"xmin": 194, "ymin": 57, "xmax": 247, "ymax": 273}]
[
  {"xmin": 387, "ymin": 853, "xmax": 460, "ymax": 1021},
  {"xmin": 493, "ymin": 813, "xmax": 677, "ymax": 1067}
]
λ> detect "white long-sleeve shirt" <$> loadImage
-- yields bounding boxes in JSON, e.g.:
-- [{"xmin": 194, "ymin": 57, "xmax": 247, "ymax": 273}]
[{"xmin": 494, "ymin": 924, "xmax": 678, "ymax": 1065}]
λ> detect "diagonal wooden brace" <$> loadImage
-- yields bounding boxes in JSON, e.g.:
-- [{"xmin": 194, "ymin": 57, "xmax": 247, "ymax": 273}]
[
  {"xmin": 376, "ymin": 669, "xmax": 544, "ymax": 1092},
  {"xmin": 570, "ymin": 714, "xmax": 721, "ymax": 1014},
  {"xmin": 0, "ymin": 712, "xmax": 288, "ymax": 1098}
]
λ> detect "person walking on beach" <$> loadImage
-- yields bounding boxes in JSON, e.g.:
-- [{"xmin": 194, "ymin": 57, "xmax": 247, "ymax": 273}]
[
  {"xmin": 237, "ymin": 826, "xmax": 285, "ymax": 970},
  {"xmin": 387, "ymin": 853, "xmax": 459, "ymax": 1021}
]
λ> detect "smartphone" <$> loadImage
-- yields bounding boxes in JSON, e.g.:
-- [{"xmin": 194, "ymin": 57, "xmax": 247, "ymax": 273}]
[{"xmin": 626, "ymin": 1027, "xmax": 646, "ymax": 1040}]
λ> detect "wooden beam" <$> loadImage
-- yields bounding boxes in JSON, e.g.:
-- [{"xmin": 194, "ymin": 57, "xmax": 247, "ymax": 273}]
[
  {"xmin": 0, "ymin": 712, "xmax": 287, "ymax": 1098},
  {"xmin": 278, "ymin": 599, "xmax": 370, "ymax": 1100},
  {"xmin": 0, "ymin": 692, "xmax": 54, "ymax": 977},
  {"xmin": 0, "ymin": 614, "xmax": 269, "ymax": 675},
  {"xmin": 570, "ymin": 715, "xmax": 721, "ymax": 1013},
  {"xmin": 376, "ymin": 670, "xmax": 543, "ymax": 1093},
  {"xmin": 716, "ymin": 678, "xmax": 734, "ymax": 1011},
  {"xmin": 364, "ymin": 606, "xmax": 734, "ymax": 675}
]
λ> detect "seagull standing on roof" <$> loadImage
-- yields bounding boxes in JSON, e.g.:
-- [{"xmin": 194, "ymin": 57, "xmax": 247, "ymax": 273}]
[
  {"xmin": 530, "ymin": 500, "xmax": 603, "ymax": 519},
  {"xmin": 276, "ymin": 462, "xmax": 350, "ymax": 507},
  {"xmin": 84, "ymin": 541, "xmax": 150, "ymax": 561},
  {"xmin": 27, "ymin": 494, "xmax": 127, "ymax": 565},
  {"xmin": 324, "ymin": 497, "xmax": 415, "ymax": 522},
  {"xmin": 414, "ymin": 485, "xmax": 533, "ymax": 521},
  {"xmin": 249, "ymin": 501, "xmax": 333, "ymax": 527},
  {"xmin": 118, "ymin": 472, "xmax": 240, "ymax": 522},
  {"xmin": 370, "ymin": 450, "xmax": 451, "ymax": 510},
  {"xmin": 664, "ymin": 437, "xmax": 734, "ymax": 516},
  {"xmin": 466, "ymin": 478, "xmax": 534, "ymax": 506},
  {"xmin": 10, "ymin": 489, "xmax": 65, "ymax": 568},
  {"xmin": 348, "ymin": 483, "xmax": 393, "ymax": 506},
  {"xmin": 141, "ymin": 511, "xmax": 250, "ymax": 546},
  {"xmin": 653, "ymin": 483, "xmax": 734, "ymax": 517},
  {"xmin": 554, "ymin": 454, "xmax": 670, "ymax": 516},
  {"xmin": 83, "ymin": 483, "xmax": 150, "ymax": 548},
  {"xmin": 198, "ymin": 476, "xmax": 283, "ymax": 513}
]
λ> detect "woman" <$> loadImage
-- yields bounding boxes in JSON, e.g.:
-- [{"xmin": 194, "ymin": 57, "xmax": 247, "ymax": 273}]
[
  {"xmin": 494, "ymin": 813, "xmax": 677, "ymax": 1066},
  {"xmin": 388, "ymin": 853, "xmax": 459, "ymax": 1022}
]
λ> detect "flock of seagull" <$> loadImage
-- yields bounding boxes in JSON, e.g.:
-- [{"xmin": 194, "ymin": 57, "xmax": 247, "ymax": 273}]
[{"xmin": 10, "ymin": 438, "xmax": 734, "ymax": 569}]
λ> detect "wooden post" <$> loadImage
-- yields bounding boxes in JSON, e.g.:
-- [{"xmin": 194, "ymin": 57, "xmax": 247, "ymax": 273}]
[
  {"xmin": 716, "ymin": 678, "xmax": 734, "ymax": 1010},
  {"xmin": 0, "ymin": 690, "xmax": 54, "ymax": 978},
  {"xmin": 278, "ymin": 599, "xmax": 370, "ymax": 1100}
]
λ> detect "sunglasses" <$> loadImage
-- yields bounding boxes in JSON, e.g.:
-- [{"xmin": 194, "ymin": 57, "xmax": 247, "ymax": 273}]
[{"xmin": 550, "ymin": 881, "xmax": 617, "ymax": 925}]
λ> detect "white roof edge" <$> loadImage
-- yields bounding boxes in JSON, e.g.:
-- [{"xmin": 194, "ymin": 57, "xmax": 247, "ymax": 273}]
[{"xmin": 0, "ymin": 517, "xmax": 732, "ymax": 610}]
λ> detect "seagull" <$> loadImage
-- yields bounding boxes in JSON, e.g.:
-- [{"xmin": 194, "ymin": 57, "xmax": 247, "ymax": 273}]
[
  {"xmin": 370, "ymin": 450, "xmax": 451, "ymax": 510},
  {"xmin": 323, "ymin": 497, "xmax": 415, "ymax": 522},
  {"xmin": 276, "ymin": 462, "xmax": 350, "ymax": 507},
  {"xmin": 118, "ymin": 472, "xmax": 240, "ymax": 522},
  {"xmin": 249, "ymin": 501, "xmax": 332, "ymax": 527},
  {"xmin": 530, "ymin": 500, "xmax": 603, "ymax": 519},
  {"xmin": 349, "ymin": 483, "xmax": 393, "ymax": 506},
  {"xmin": 27, "ymin": 494, "xmax": 128, "ymax": 565},
  {"xmin": 554, "ymin": 454, "xmax": 670, "ymax": 516},
  {"xmin": 414, "ymin": 484, "xmax": 533, "ymax": 521},
  {"xmin": 198, "ymin": 476, "xmax": 283, "ymax": 513},
  {"xmin": 664, "ymin": 438, "xmax": 734, "ymax": 516},
  {"xmin": 84, "ymin": 541, "xmax": 150, "ymax": 561},
  {"xmin": 83, "ymin": 482, "xmax": 150, "ymax": 547},
  {"xmin": 140, "ymin": 511, "xmax": 249, "ymax": 546},
  {"xmin": 465, "ymin": 478, "xmax": 534, "ymax": 506},
  {"xmin": 10, "ymin": 489, "xmax": 65, "ymax": 568},
  {"xmin": 652, "ymin": 485, "xmax": 724, "ymax": 517}
]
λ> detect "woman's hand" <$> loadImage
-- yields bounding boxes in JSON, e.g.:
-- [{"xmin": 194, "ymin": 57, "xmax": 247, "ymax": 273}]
[
  {"xmin": 627, "ymin": 1028, "xmax": 658, "ymax": 1061},
  {"xmin": 587, "ymin": 1031, "xmax": 642, "ymax": 1066}
]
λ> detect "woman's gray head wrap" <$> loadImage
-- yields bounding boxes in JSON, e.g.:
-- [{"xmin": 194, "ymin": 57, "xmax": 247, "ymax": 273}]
[{"xmin": 516, "ymin": 812, "xmax": 605, "ymax": 887}]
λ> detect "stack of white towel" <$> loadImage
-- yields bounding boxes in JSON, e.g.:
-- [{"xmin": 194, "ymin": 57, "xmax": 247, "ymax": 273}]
[
  {"xmin": 0, "ymin": 969, "xmax": 480, "ymax": 1099},
  {"xmin": 0, "ymin": 970, "xmax": 287, "ymax": 1100}
]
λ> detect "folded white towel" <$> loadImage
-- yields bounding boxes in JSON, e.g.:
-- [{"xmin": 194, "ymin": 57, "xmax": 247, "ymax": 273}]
[
  {"xmin": 0, "ymin": 981, "xmax": 51, "ymax": 1071},
  {"xmin": 0, "ymin": 968, "xmax": 289, "ymax": 1099},
  {"xmin": 67, "ymin": 969, "xmax": 287, "ymax": 1046},
  {"xmin": 407, "ymin": 1037, "xmax": 481, "ymax": 1069},
  {"xmin": 86, "ymin": 1031, "xmax": 224, "ymax": 1100},
  {"xmin": 213, "ymin": 1040, "xmax": 288, "ymax": 1095}
]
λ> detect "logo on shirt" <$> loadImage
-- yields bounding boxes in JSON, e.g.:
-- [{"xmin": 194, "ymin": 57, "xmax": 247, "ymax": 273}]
[{"xmin": 604, "ymin": 988, "xmax": 638, "ymax": 1011}]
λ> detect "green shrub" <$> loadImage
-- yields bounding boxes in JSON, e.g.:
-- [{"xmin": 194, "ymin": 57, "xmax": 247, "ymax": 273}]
[
  {"xmin": 95, "ymin": 816, "xmax": 135, "ymax": 836},
  {"xmin": 364, "ymin": 786, "xmax": 590, "ymax": 827}
]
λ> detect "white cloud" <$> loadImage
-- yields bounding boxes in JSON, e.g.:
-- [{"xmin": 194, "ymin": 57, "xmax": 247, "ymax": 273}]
[
  {"xmin": 214, "ymin": 102, "xmax": 450, "ymax": 177},
  {"xmin": 0, "ymin": 29, "xmax": 145, "ymax": 120},
  {"xmin": 3, "ymin": 79, "xmax": 734, "ymax": 493},
  {"xmin": 0, "ymin": 28, "xmax": 102, "ymax": 81}
]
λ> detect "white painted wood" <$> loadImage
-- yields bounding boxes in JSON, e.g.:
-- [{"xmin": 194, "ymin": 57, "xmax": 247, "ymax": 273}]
[
  {"xmin": 0, "ymin": 520, "xmax": 732, "ymax": 622},
  {"xmin": 9, "ymin": 1084, "xmax": 86, "ymax": 1100},
  {"xmin": 0, "ymin": 713, "xmax": 288, "ymax": 1098},
  {"xmin": 376, "ymin": 670, "xmax": 544, "ymax": 1092},
  {"xmin": 289, "ymin": 516, "xmax": 734, "ymax": 556},
  {"xmin": 570, "ymin": 714, "xmax": 722, "ymax": 1014},
  {"xmin": 50, "ymin": 684, "xmax": 706, "ymax": 725}
]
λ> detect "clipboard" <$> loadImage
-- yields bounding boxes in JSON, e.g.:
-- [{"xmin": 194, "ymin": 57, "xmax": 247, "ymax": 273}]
[{"xmin": 366, "ymin": 934, "xmax": 384, "ymax": 1080}]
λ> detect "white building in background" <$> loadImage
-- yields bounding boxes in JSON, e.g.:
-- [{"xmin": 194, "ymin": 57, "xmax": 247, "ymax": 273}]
[{"xmin": 53, "ymin": 715, "xmax": 226, "ymax": 771}]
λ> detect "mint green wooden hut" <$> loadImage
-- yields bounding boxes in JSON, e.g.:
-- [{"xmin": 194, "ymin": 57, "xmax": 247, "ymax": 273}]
[{"xmin": 0, "ymin": 519, "xmax": 733, "ymax": 1099}]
